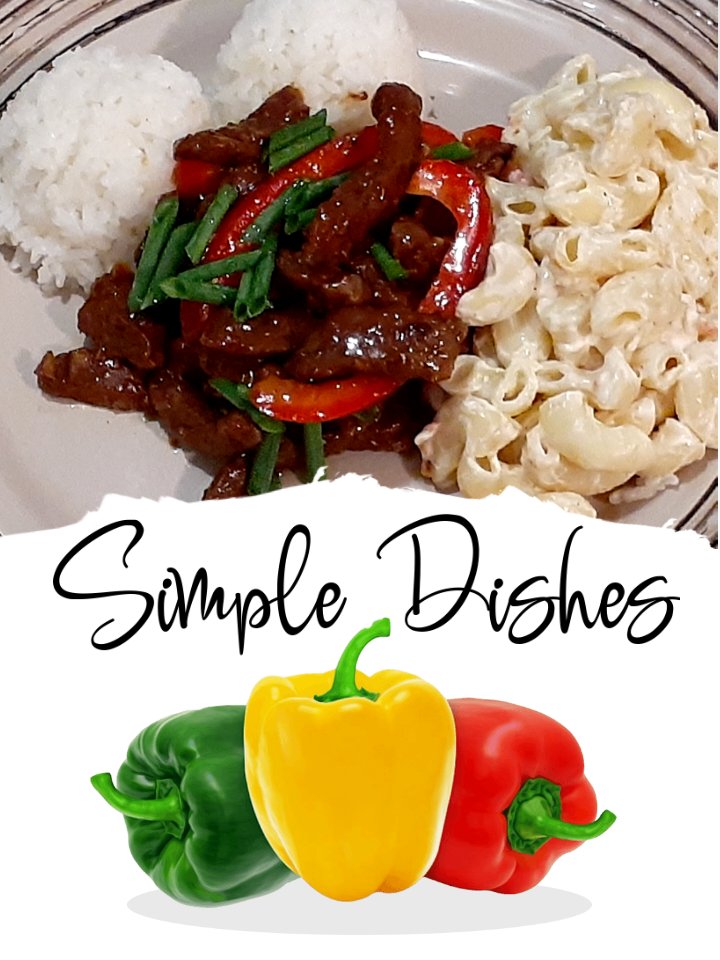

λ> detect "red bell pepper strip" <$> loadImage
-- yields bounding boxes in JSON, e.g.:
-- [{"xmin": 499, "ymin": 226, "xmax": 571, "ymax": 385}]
[
  {"xmin": 427, "ymin": 699, "xmax": 616, "ymax": 894},
  {"xmin": 462, "ymin": 123, "xmax": 504, "ymax": 147},
  {"xmin": 173, "ymin": 159, "xmax": 224, "ymax": 200},
  {"xmin": 407, "ymin": 159, "xmax": 493, "ymax": 320},
  {"xmin": 421, "ymin": 121, "xmax": 458, "ymax": 148},
  {"xmin": 249, "ymin": 373, "xmax": 402, "ymax": 423}
]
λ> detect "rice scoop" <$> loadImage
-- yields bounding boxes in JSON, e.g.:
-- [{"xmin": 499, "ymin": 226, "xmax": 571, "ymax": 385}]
[{"xmin": 0, "ymin": 46, "xmax": 210, "ymax": 293}]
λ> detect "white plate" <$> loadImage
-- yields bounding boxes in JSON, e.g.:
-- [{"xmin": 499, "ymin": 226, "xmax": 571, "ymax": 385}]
[{"xmin": 0, "ymin": 0, "xmax": 717, "ymax": 536}]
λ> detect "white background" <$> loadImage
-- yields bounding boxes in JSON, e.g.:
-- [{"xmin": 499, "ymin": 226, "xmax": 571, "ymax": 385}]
[{"xmin": 1, "ymin": 479, "xmax": 717, "ymax": 959}]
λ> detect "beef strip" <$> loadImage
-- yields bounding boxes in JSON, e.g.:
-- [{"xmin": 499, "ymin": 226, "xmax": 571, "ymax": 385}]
[
  {"xmin": 388, "ymin": 217, "xmax": 450, "ymax": 284},
  {"xmin": 276, "ymin": 247, "xmax": 417, "ymax": 312},
  {"xmin": 276, "ymin": 250, "xmax": 372, "ymax": 309},
  {"xmin": 462, "ymin": 138, "xmax": 515, "ymax": 179},
  {"xmin": 199, "ymin": 307, "xmax": 315, "ymax": 357},
  {"xmin": 294, "ymin": 83, "xmax": 423, "ymax": 273},
  {"xmin": 285, "ymin": 304, "xmax": 464, "ymax": 382},
  {"xmin": 77, "ymin": 264, "xmax": 165, "ymax": 370},
  {"xmin": 174, "ymin": 86, "xmax": 309, "ymax": 166},
  {"xmin": 203, "ymin": 456, "xmax": 248, "ymax": 499},
  {"xmin": 218, "ymin": 162, "xmax": 265, "ymax": 196},
  {"xmin": 148, "ymin": 369, "xmax": 262, "ymax": 458},
  {"xmin": 35, "ymin": 348, "xmax": 149, "ymax": 411},
  {"xmin": 324, "ymin": 382, "xmax": 433, "ymax": 455},
  {"xmin": 197, "ymin": 350, "xmax": 280, "ymax": 384}
]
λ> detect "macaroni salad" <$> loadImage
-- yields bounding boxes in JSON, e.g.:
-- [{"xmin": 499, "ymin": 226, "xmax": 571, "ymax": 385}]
[{"xmin": 417, "ymin": 56, "xmax": 718, "ymax": 517}]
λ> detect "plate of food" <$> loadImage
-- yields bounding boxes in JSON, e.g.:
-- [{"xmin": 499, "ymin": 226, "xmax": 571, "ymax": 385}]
[{"xmin": 0, "ymin": 0, "xmax": 716, "ymax": 538}]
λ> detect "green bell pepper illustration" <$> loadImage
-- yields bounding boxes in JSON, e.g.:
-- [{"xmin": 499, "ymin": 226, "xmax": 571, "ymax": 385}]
[{"xmin": 91, "ymin": 705, "xmax": 295, "ymax": 905}]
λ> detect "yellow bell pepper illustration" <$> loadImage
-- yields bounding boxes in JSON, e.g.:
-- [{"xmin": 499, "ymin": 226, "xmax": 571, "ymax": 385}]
[{"xmin": 244, "ymin": 618, "xmax": 456, "ymax": 902}]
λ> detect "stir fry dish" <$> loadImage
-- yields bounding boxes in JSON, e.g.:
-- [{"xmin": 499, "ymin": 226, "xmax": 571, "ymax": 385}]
[{"xmin": 35, "ymin": 83, "xmax": 513, "ymax": 498}]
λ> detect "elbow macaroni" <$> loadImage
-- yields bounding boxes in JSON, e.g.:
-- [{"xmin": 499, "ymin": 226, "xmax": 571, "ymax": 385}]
[{"xmin": 417, "ymin": 57, "xmax": 718, "ymax": 516}]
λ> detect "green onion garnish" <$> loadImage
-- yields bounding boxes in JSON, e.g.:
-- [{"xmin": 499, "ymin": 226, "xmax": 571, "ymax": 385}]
[
  {"xmin": 248, "ymin": 430, "xmax": 285, "ymax": 495},
  {"xmin": 167, "ymin": 249, "xmax": 262, "ymax": 285},
  {"xmin": 370, "ymin": 242, "xmax": 408, "ymax": 281},
  {"xmin": 185, "ymin": 183, "xmax": 239, "ymax": 264},
  {"xmin": 286, "ymin": 208, "xmax": 318, "ymax": 234},
  {"xmin": 304, "ymin": 422, "xmax": 327, "ymax": 483},
  {"xmin": 210, "ymin": 378, "xmax": 284, "ymax": 435},
  {"xmin": 429, "ymin": 141, "xmax": 475, "ymax": 161},
  {"xmin": 269, "ymin": 126, "xmax": 335, "ymax": 172},
  {"xmin": 241, "ymin": 189, "xmax": 292, "ymax": 245},
  {"xmin": 234, "ymin": 233, "xmax": 279, "ymax": 320},
  {"xmin": 128, "ymin": 194, "xmax": 180, "ymax": 313},
  {"xmin": 267, "ymin": 112, "xmax": 336, "ymax": 174},
  {"xmin": 284, "ymin": 174, "xmax": 347, "ymax": 233},
  {"xmin": 140, "ymin": 220, "xmax": 195, "ymax": 310},
  {"xmin": 267, "ymin": 111, "xmax": 334, "ymax": 174},
  {"xmin": 158, "ymin": 276, "xmax": 238, "ymax": 308},
  {"xmin": 269, "ymin": 110, "xmax": 329, "ymax": 151}
]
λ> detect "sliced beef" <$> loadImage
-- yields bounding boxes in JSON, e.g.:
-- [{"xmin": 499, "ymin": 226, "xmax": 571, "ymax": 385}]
[
  {"xmin": 148, "ymin": 370, "xmax": 262, "ymax": 458},
  {"xmin": 276, "ymin": 250, "xmax": 372, "ymax": 309},
  {"xmin": 324, "ymin": 382, "xmax": 433, "ymax": 455},
  {"xmin": 35, "ymin": 349, "xmax": 149, "ymax": 411},
  {"xmin": 203, "ymin": 456, "xmax": 248, "ymax": 499},
  {"xmin": 77, "ymin": 264, "xmax": 165, "ymax": 370},
  {"xmin": 460, "ymin": 133, "xmax": 515, "ymax": 179},
  {"xmin": 388, "ymin": 218, "xmax": 450, "ymax": 285},
  {"xmin": 198, "ymin": 351, "xmax": 282, "ymax": 384},
  {"xmin": 295, "ymin": 83, "xmax": 423, "ymax": 273},
  {"xmin": 218, "ymin": 162, "xmax": 265, "ymax": 196},
  {"xmin": 174, "ymin": 86, "xmax": 309, "ymax": 166},
  {"xmin": 276, "ymin": 248, "xmax": 416, "ymax": 313},
  {"xmin": 199, "ymin": 307, "xmax": 315, "ymax": 357},
  {"xmin": 285, "ymin": 305, "xmax": 464, "ymax": 382}
]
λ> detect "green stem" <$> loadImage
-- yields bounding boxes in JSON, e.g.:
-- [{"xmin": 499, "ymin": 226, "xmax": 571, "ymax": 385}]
[
  {"xmin": 506, "ymin": 777, "xmax": 616, "ymax": 855},
  {"xmin": 304, "ymin": 422, "xmax": 326, "ymax": 483},
  {"xmin": 91, "ymin": 772, "xmax": 186, "ymax": 839},
  {"xmin": 314, "ymin": 618, "xmax": 391, "ymax": 703}
]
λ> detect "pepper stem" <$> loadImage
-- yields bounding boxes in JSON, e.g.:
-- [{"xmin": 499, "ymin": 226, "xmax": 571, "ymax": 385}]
[
  {"xmin": 314, "ymin": 617, "xmax": 391, "ymax": 703},
  {"xmin": 506, "ymin": 777, "xmax": 616, "ymax": 855},
  {"xmin": 91, "ymin": 772, "xmax": 186, "ymax": 839}
]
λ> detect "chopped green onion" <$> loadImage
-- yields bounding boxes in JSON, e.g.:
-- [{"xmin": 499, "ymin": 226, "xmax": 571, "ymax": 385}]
[
  {"xmin": 241, "ymin": 188, "xmax": 293, "ymax": 245},
  {"xmin": 185, "ymin": 183, "xmax": 239, "ymax": 264},
  {"xmin": 234, "ymin": 233, "xmax": 278, "ymax": 320},
  {"xmin": 128, "ymin": 194, "xmax": 179, "ymax": 312},
  {"xmin": 268, "ymin": 111, "xmax": 335, "ymax": 173},
  {"xmin": 304, "ymin": 422, "xmax": 327, "ymax": 483},
  {"xmin": 285, "ymin": 207, "xmax": 318, "ymax": 234},
  {"xmin": 158, "ymin": 276, "xmax": 237, "ymax": 307},
  {"xmin": 286, "ymin": 173, "xmax": 346, "ymax": 211},
  {"xmin": 210, "ymin": 378, "xmax": 285, "ymax": 434},
  {"xmin": 248, "ymin": 430, "xmax": 284, "ymax": 495},
  {"xmin": 429, "ymin": 141, "xmax": 475, "ymax": 161},
  {"xmin": 284, "ymin": 174, "xmax": 347, "ymax": 233},
  {"xmin": 268, "ymin": 124, "xmax": 335, "ymax": 173},
  {"xmin": 268, "ymin": 110, "xmax": 329, "ymax": 152},
  {"xmin": 242, "ymin": 173, "xmax": 348, "ymax": 244},
  {"xmin": 370, "ymin": 242, "xmax": 408, "ymax": 281},
  {"xmin": 140, "ymin": 221, "xmax": 195, "ymax": 310},
  {"xmin": 168, "ymin": 249, "xmax": 262, "ymax": 285}
]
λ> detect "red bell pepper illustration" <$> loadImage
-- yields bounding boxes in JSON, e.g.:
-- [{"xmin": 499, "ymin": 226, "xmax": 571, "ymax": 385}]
[{"xmin": 427, "ymin": 699, "xmax": 616, "ymax": 894}]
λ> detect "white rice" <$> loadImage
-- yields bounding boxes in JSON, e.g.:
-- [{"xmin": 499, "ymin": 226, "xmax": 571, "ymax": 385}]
[
  {"xmin": 0, "ymin": 46, "xmax": 210, "ymax": 293},
  {"xmin": 211, "ymin": 0, "xmax": 425, "ymax": 132}
]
